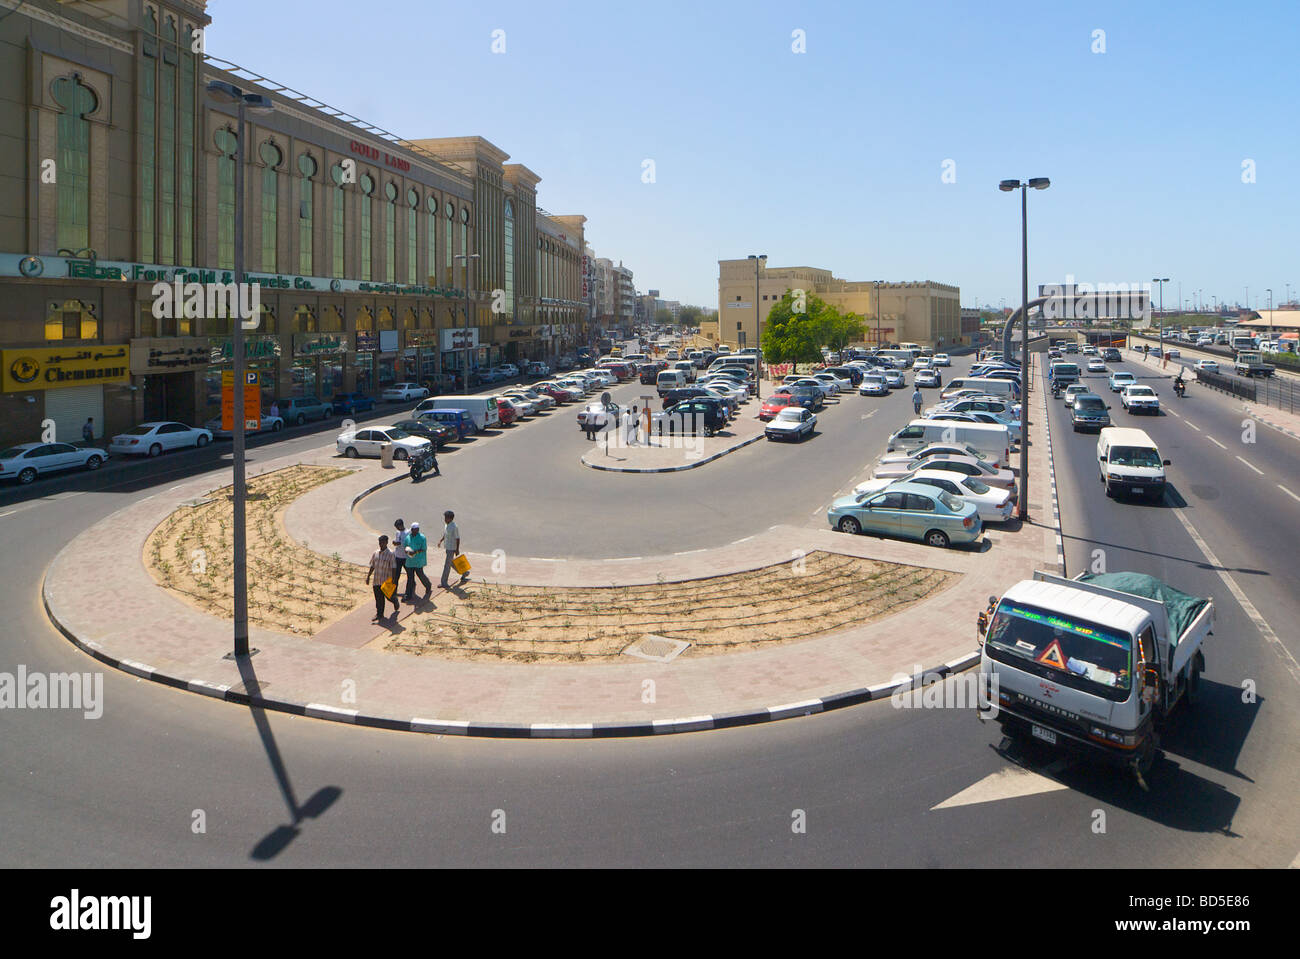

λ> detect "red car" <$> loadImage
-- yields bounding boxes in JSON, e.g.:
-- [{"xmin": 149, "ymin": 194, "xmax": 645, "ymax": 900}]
[
  {"xmin": 759, "ymin": 394, "xmax": 797, "ymax": 420},
  {"xmin": 598, "ymin": 362, "xmax": 631, "ymax": 381},
  {"xmin": 533, "ymin": 382, "xmax": 570, "ymax": 403},
  {"xmin": 495, "ymin": 399, "xmax": 517, "ymax": 425}
]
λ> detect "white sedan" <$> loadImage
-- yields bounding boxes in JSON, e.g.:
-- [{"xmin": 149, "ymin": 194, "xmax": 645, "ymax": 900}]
[
  {"xmin": 1, "ymin": 442, "xmax": 107, "ymax": 484},
  {"xmin": 814, "ymin": 371, "xmax": 852, "ymax": 392},
  {"xmin": 698, "ymin": 379, "xmax": 748, "ymax": 403},
  {"xmin": 1121, "ymin": 385, "xmax": 1161, "ymax": 414},
  {"xmin": 499, "ymin": 395, "xmax": 535, "ymax": 418},
  {"xmin": 381, "ymin": 382, "xmax": 429, "ymax": 402},
  {"xmin": 110, "ymin": 421, "xmax": 212, "ymax": 457},
  {"xmin": 1194, "ymin": 359, "xmax": 1219, "ymax": 374},
  {"xmin": 932, "ymin": 353, "xmax": 951, "ymax": 366},
  {"xmin": 764, "ymin": 407, "xmax": 817, "ymax": 441},
  {"xmin": 336, "ymin": 427, "xmax": 431, "ymax": 460},
  {"xmin": 203, "ymin": 413, "xmax": 284, "ymax": 437},
  {"xmin": 1087, "ymin": 359, "xmax": 1107, "ymax": 372},
  {"xmin": 855, "ymin": 469, "xmax": 1014, "ymax": 524}
]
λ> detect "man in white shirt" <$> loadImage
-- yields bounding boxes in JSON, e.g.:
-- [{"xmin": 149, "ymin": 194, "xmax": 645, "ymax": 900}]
[{"xmin": 437, "ymin": 510, "xmax": 462, "ymax": 588}]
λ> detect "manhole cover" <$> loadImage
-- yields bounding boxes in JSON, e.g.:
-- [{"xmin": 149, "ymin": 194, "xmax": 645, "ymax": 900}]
[{"xmin": 622, "ymin": 634, "xmax": 690, "ymax": 663}]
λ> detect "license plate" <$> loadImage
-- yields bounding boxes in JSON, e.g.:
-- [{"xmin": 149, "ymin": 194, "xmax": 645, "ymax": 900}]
[{"xmin": 1031, "ymin": 725, "xmax": 1057, "ymax": 745}]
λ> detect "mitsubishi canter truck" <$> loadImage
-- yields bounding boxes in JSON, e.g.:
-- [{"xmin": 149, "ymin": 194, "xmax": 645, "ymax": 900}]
[{"xmin": 977, "ymin": 570, "xmax": 1213, "ymax": 786}]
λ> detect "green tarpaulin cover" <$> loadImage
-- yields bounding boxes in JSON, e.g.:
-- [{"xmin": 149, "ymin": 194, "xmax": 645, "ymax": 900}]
[{"xmin": 1077, "ymin": 572, "xmax": 1210, "ymax": 646}]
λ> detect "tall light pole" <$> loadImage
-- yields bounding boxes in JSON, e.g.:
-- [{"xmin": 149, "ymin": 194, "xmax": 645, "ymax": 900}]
[
  {"xmin": 999, "ymin": 177, "xmax": 1049, "ymax": 522},
  {"xmin": 207, "ymin": 80, "xmax": 273, "ymax": 659},
  {"xmin": 747, "ymin": 254, "xmax": 766, "ymax": 399},
  {"xmin": 1152, "ymin": 278, "xmax": 1169, "ymax": 355},
  {"xmin": 874, "ymin": 281, "xmax": 884, "ymax": 347},
  {"xmin": 1267, "ymin": 288, "xmax": 1273, "ymax": 342},
  {"xmin": 453, "ymin": 252, "xmax": 481, "ymax": 392}
]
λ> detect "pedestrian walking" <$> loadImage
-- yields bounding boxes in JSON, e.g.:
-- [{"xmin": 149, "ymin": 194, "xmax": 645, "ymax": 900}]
[
  {"xmin": 403, "ymin": 520, "xmax": 432, "ymax": 600},
  {"xmin": 392, "ymin": 518, "xmax": 408, "ymax": 585},
  {"xmin": 366, "ymin": 534, "xmax": 400, "ymax": 620},
  {"xmin": 270, "ymin": 400, "xmax": 279, "ymax": 419},
  {"xmin": 641, "ymin": 403, "xmax": 652, "ymax": 444},
  {"xmin": 911, "ymin": 387, "xmax": 923, "ymax": 415},
  {"xmin": 82, "ymin": 417, "xmax": 95, "ymax": 446},
  {"xmin": 627, "ymin": 405, "xmax": 639, "ymax": 445},
  {"xmin": 437, "ymin": 509, "xmax": 463, "ymax": 588}
]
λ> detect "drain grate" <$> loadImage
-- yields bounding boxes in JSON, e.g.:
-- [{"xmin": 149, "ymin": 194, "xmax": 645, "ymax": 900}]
[{"xmin": 622, "ymin": 634, "xmax": 690, "ymax": 663}]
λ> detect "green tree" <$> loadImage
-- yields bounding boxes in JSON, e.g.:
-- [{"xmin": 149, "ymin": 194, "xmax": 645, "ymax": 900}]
[
  {"xmin": 761, "ymin": 291, "xmax": 845, "ymax": 364},
  {"xmin": 655, "ymin": 308, "xmax": 674, "ymax": 325}
]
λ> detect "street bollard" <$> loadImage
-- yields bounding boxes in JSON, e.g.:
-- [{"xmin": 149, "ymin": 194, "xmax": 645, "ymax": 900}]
[{"xmin": 380, "ymin": 443, "xmax": 395, "ymax": 468}]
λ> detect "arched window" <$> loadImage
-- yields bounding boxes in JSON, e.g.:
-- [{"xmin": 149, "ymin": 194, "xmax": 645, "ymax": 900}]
[
  {"xmin": 360, "ymin": 174, "xmax": 374, "ymax": 280},
  {"xmin": 52, "ymin": 76, "xmax": 97, "ymax": 253},
  {"xmin": 259, "ymin": 141, "xmax": 282, "ymax": 271},
  {"xmin": 292, "ymin": 304, "xmax": 316, "ymax": 333},
  {"xmin": 320, "ymin": 304, "xmax": 344, "ymax": 333},
  {"xmin": 330, "ymin": 162, "xmax": 347, "ymax": 279},
  {"xmin": 503, "ymin": 198, "xmax": 515, "ymax": 321},
  {"xmin": 384, "ymin": 181, "xmax": 398, "ymax": 283},
  {"xmin": 214, "ymin": 128, "xmax": 238, "ymax": 269},
  {"xmin": 444, "ymin": 200, "xmax": 454, "ymax": 279},
  {"xmin": 427, "ymin": 194, "xmax": 439, "ymax": 285},
  {"xmin": 355, "ymin": 305, "xmax": 373, "ymax": 332},
  {"xmin": 298, "ymin": 153, "xmax": 316, "ymax": 275},
  {"xmin": 377, "ymin": 305, "xmax": 396, "ymax": 331},
  {"xmin": 407, "ymin": 188, "xmax": 419, "ymax": 285}
]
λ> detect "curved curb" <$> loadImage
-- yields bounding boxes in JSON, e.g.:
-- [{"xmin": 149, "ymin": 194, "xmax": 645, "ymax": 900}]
[
  {"xmin": 582, "ymin": 433, "xmax": 765, "ymax": 473},
  {"xmin": 40, "ymin": 569, "xmax": 981, "ymax": 738},
  {"xmin": 350, "ymin": 470, "xmax": 410, "ymax": 509}
]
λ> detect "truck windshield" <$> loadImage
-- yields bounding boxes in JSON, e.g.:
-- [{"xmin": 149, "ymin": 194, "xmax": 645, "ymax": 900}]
[
  {"xmin": 986, "ymin": 601, "xmax": 1132, "ymax": 701},
  {"xmin": 1109, "ymin": 446, "xmax": 1161, "ymax": 468}
]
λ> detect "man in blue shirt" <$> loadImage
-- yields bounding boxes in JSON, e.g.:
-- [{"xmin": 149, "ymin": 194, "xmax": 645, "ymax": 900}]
[{"xmin": 403, "ymin": 521, "xmax": 431, "ymax": 601}]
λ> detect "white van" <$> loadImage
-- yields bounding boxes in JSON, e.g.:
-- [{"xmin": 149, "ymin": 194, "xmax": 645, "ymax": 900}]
[
  {"xmin": 656, "ymin": 369, "xmax": 688, "ymax": 395},
  {"xmin": 414, "ymin": 395, "xmax": 501, "ymax": 431},
  {"xmin": 1096, "ymin": 427, "xmax": 1170, "ymax": 499},
  {"xmin": 941, "ymin": 377, "xmax": 1019, "ymax": 402},
  {"xmin": 708, "ymin": 354, "xmax": 756, "ymax": 374},
  {"xmin": 886, "ymin": 420, "xmax": 1012, "ymax": 467}
]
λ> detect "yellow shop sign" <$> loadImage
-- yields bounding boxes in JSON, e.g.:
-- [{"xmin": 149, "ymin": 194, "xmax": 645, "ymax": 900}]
[{"xmin": 2, "ymin": 346, "xmax": 130, "ymax": 392}]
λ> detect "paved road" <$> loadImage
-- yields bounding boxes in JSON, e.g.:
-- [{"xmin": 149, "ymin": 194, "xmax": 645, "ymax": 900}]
[{"xmin": 3, "ymin": 353, "xmax": 1297, "ymax": 867}]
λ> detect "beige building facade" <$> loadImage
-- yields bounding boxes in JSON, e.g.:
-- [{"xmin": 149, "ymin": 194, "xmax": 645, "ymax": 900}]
[
  {"xmin": 0, "ymin": 0, "xmax": 587, "ymax": 448},
  {"xmin": 716, "ymin": 259, "xmax": 961, "ymax": 352}
]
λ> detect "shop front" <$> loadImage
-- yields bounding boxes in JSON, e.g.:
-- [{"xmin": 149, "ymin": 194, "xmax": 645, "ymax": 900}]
[
  {"xmin": 0, "ymin": 345, "xmax": 130, "ymax": 447},
  {"xmin": 130, "ymin": 336, "xmax": 210, "ymax": 424},
  {"xmin": 404, "ymin": 329, "xmax": 441, "ymax": 391},
  {"xmin": 292, "ymin": 332, "xmax": 348, "ymax": 402},
  {"xmin": 440, "ymin": 327, "xmax": 479, "ymax": 383},
  {"xmin": 353, "ymin": 329, "xmax": 377, "ymax": 395}
]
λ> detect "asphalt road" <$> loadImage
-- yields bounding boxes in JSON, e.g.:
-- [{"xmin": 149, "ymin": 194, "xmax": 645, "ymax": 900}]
[{"xmin": 3, "ymin": 353, "xmax": 1297, "ymax": 867}]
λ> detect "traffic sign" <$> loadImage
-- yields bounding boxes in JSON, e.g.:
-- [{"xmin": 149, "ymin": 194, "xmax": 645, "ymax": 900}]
[{"xmin": 222, "ymin": 370, "xmax": 261, "ymax": 432}]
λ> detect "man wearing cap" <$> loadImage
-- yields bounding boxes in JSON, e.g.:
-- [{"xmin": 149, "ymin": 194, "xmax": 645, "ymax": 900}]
[
  {"xmin": 437, "ymin": 510, "xmax": 462, "ymax": 588},
  {"xmin": 403, "ymin": 521, "xmax": 431, "ymax": 600}
]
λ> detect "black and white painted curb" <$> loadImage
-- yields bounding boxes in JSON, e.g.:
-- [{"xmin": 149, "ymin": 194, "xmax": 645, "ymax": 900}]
[
  {"xmin": 41, "ymin": 575, "xmax": 979, "ymax": 738},
  {"xmin": 1039, "ymin": 356, "xmax": 1067, "ymax": 575},
  {"xmin": 583, "ymin": 433, "xmax": 766, "ymax": 473},
  {"xmin": 1244, "ymin": 404, "xmax": 1300, "ymax": 444}
]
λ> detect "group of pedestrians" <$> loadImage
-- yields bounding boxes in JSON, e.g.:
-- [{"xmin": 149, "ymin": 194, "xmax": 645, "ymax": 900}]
[{"xmin": 365, "ymin": 511, "xmax": 467, "ymax": 621}]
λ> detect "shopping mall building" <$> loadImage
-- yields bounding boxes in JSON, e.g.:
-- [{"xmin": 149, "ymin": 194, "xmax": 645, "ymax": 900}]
[
  {"xmin": 713, "ymin": 259, "xmax": 961, "ymax": 351},
  {"xmin": 0, "ymin": 0, "xmax": 589, "ymax": 447}
]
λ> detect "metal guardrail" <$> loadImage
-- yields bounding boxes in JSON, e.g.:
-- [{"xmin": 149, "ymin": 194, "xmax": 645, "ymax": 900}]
[{"xmin": 1195, "ymin": 369, "xmax": 1256, "ymax": 402}]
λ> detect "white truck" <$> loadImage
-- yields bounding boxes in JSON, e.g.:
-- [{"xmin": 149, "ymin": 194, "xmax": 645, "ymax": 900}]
[
  {"xmin": 1233, "ymin": 350, "xmax": 1275, "ymax": 378},
  {"xmin": 977, "ymin": 570, "xmax": 1213, "ymax": 787}
]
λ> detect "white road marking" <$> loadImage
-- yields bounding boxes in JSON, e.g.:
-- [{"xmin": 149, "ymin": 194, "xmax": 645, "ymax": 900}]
[
  {"xmin": 1169, "ymin": 500, "xmax": 1300, "ymax": 686},
  {"xmin": 931, "ymin": 765, "xmax": 1070, "ymax": 810},
  {"xmin": 1278, "ymin": 484, "xmax": 1300, "ymax": 503},
  {"xmin": 1206, "ymin": 436, "xmax": 1227, "ymax": 450},
  {"xmin": 1166, "ymin": 408, "xmax": 1180, "ymax": 418},
  {"xmin": 732, "ymin": 535, "xmax": 754, "ymax": 544},
  {"xmin": 1184, "ymin": 421, "xmax": 1201, "ymax": 432},
  {"xmin": 0, "ymin": 510, "xmax": 14, "ymax": 518},
  {"xmin": 674, "ymin": 549, "xmax": 705, "ymax": 556},
  {"xmin": 1236, "ymin": 456, "xmax": 1264, "ymax": 475}
]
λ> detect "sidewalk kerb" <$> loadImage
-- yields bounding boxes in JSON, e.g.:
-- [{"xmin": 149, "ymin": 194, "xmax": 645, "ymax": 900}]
[{"xmin": 582, "ymin": 433, "xmax": 765, "ymax": 473}]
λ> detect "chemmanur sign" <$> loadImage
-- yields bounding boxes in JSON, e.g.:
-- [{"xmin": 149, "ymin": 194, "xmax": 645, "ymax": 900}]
[{"xmin": 2, "ymin": 346, "xmax": 129, "ymax": 392}]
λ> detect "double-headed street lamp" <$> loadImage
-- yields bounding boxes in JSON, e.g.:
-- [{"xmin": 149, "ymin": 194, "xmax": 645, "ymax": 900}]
[
  {"xmin": 206, "ymin": 80, "xmax": 274, "ymax": 659},
  {"xmin": 999, "ymin": 177, "xmax": 1049, "ymax": 522},
  {"xmin": 747, "ymin": 254, "xmax": 766, "ymax": 399},
  {"xmin": 1152, "ymin": 278, "xmax": 1169, "ymax": 354},
  {"xmin": 453, "ymin": 252, "xmax": 481, "ymax": 392}
]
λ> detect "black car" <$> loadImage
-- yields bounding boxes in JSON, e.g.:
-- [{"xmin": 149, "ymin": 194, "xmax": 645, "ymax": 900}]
[
  {"xmin": 392, "ymin": 418, "xmax": 457, "ymax": 448},
  {"xmin": 639, "ymin": 361, "xmax": 667, "ymax": 384},
  {"xmin": 654, "ymin": 399, "xmax": 729, "ymax": 436}
]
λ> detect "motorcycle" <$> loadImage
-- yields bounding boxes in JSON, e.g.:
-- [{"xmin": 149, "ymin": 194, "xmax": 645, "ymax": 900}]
[
  {"xmin": 408, "ymin": 446, "xmax": 438, "ymax": 481},
  {"xmin": 1173, "ymin": 379, "xmax": 1186, "ymax": 398}
]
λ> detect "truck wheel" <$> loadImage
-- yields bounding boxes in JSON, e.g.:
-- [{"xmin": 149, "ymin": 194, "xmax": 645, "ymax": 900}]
[{"xmin": 1185, "ymin": 655, "xmax": 1203, "ymax": 709}]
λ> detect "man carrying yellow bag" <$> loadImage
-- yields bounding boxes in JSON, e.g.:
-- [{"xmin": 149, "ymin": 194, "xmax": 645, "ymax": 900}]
[
  {"xmin": 365, "ymin": 534, "xmax": 400, "ymax": 621},
  {"xmin": 438, "ymin": 509, "xmax": 469, "ymax": 589}
]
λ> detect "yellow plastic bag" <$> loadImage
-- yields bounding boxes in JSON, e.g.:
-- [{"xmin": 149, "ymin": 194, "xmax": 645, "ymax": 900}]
[
  {"xmin": 451, "ymin": 554, "xmax": 471, "ymax": 576},
  {"xmin": 380, "ymin": 577, "xmax": 396, "ymax": 599}
]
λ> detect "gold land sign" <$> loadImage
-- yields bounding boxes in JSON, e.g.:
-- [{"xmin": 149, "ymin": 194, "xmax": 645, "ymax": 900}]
[{"xmin": 2, "ymin": 346, "xmax": 130, "ymax": 393}]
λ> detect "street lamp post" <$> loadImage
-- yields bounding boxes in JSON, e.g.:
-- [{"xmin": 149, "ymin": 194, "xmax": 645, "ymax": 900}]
[
  {"xmin": 1152, "ymin": 278, "xmax": 1169, "ymax": 357},
  {"xmin": 874, "ymin": 281, "xmax": 884, "ymax": 347},
  {"xmin": 207, "ymin": 80, "xmax": 273, "ymax": 659},
  {"xmin": 1267, "ymin": 288, "xmax": 1273, "ymax": 342},
  {"xmin": 453, "ymin": 252, "xmax": 481, "ymax": 392},
  {"xmin": 747, "ymin": 254, "xmax": 766, "ymax": 399},
  {"xmin": 999, "ymin": 177, "xmax": 1049, "ymax": 522}
]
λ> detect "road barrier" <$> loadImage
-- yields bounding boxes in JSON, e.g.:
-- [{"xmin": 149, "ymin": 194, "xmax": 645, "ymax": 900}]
[{"xmin": 1195, "ymin": 368, "xmax": 1256, "ymax": 403}]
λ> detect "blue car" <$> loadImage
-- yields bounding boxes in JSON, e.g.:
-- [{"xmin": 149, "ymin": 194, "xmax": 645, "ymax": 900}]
[
  {"xmin": 332, "ymin": 392, "xmax": 376, "ymax": 415},
  {"xmin": 827, "ymin": 481, "xmax": 982, "ymax": 549},
  {"xmin": 418, "ymin": 408, "xmax": 476, "ymax": 440}
]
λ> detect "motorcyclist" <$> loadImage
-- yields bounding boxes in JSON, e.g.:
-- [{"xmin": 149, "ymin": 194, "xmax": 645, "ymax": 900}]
[{"xmin": 1173, "ymin": 373, "xmax": 1186, "ymax": 397}]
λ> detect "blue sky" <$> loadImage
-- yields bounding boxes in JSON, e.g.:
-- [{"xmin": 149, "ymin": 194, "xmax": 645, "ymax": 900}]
[{"xmin": 207, "ymin": 0, "xmax": 1299, "ymax": 311}]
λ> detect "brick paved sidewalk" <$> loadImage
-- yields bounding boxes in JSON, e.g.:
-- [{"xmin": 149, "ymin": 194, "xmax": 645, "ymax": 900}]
[{"xmin": 42, "ymin": 395, "xmax": 1063, "ymax": 733}]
